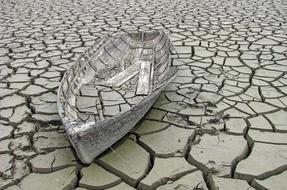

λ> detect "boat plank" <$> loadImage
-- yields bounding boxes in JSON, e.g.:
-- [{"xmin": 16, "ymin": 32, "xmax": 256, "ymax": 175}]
[
  {"xmin": 105, "ymin": 63, "xmax": 139, "ymax": 87},
  {"xmin": 136, "ymin": 61, "xmax": 152, "ymax": 95}
]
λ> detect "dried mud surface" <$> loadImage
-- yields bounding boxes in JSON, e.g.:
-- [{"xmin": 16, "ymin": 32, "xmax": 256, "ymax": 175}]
[{"xmin": 0, "ymin": 0, "xmax": 287, "ymax": 189}]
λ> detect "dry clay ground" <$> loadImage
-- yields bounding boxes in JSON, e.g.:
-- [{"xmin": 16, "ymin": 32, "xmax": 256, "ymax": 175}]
[{"xmin": 0, "ymin": 0, "xmax": 287, "ymax": 189}]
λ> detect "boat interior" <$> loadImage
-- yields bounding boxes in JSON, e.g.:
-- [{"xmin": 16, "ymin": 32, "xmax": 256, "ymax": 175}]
[{"xmin": 58, "ymin": 31, "xmax": 174, "ymax": 124}]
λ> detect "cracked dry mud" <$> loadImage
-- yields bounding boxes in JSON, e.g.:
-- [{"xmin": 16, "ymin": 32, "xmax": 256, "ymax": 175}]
[{"xmin": 0, "ymin": 0, "xmax": 287, "ymax": 189}]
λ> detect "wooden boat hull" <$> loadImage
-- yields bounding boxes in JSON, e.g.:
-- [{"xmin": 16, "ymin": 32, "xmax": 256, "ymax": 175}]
[{"xmin": 57, "ymin": 31, "xmax": 177, "ymax": 164}]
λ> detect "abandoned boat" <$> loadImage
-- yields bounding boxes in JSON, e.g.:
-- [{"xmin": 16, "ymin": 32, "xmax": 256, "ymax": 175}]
[{"xmin": 57, "ymin": 31, "xmax": 177, "ymax": 164}]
